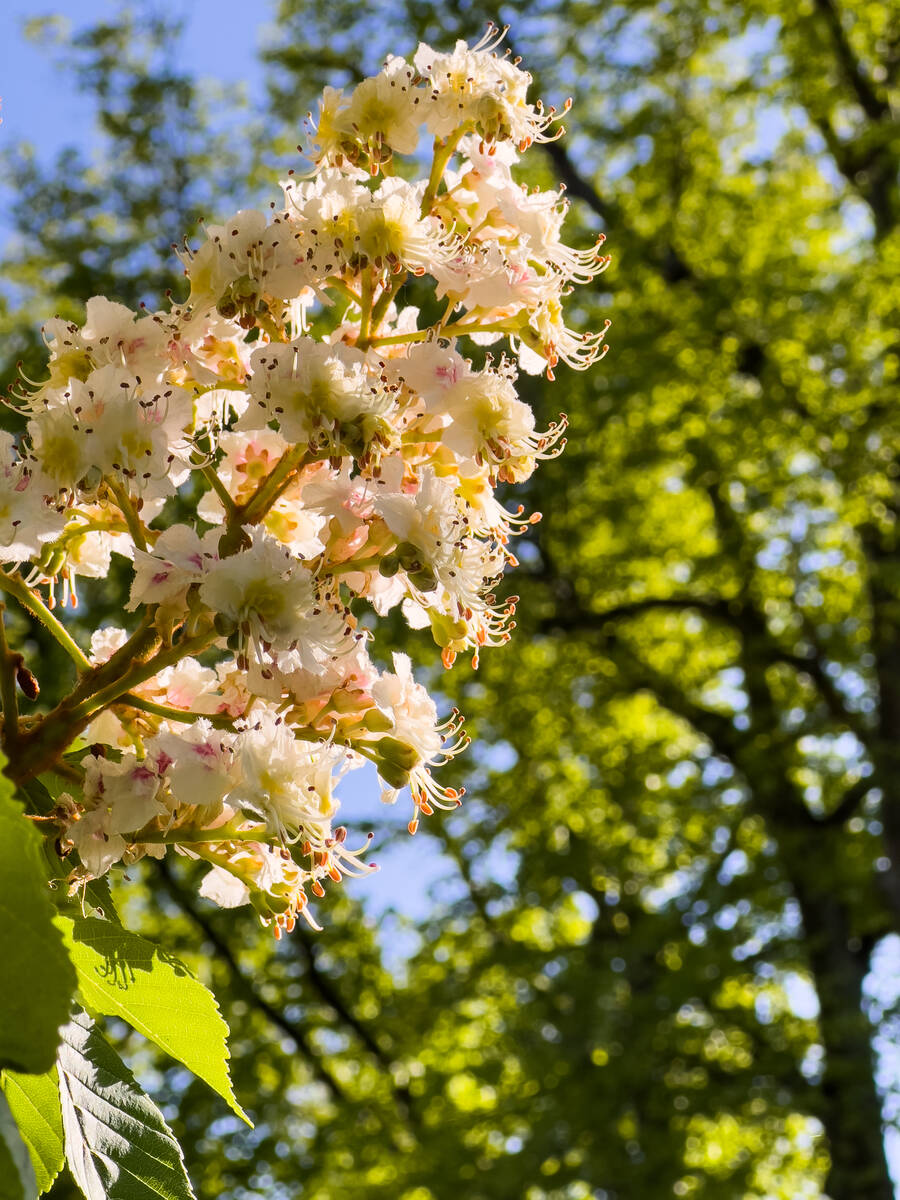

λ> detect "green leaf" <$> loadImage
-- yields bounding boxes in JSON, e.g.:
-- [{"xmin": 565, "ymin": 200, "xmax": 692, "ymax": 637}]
[
  {"xmin": 0, "ymin": 1089, "xmax": 38, "ymax": 1200},
  {"xmin": 1, "ymin": 1069, "xmax": 64, "ymax": 1195},
  {"xmin": 16, "ymin": 780, "xmax": 55, "ymax": 818},
  {"xmin": 0, "ymin": 754, "xmax": 76, "ymax": 1074},
  {"xmin": 57, "ymin": 1011, "xmax": 196, "ymax": 1200},
  {"xmin": 56, "ymin": 917, "xmax": 249, "ymax": 1126}
]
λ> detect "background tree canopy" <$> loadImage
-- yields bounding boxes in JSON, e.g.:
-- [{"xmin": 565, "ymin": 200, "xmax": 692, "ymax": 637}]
[{"xmin": 3, "ymin": 1, "xmax": 900, "ymax": 1196}]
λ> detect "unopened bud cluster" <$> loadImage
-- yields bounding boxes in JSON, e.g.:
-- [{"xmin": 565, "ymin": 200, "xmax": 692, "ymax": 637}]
[{"xmin": 2, "ymin": 28, "xmax": 608, "ymax": 932}]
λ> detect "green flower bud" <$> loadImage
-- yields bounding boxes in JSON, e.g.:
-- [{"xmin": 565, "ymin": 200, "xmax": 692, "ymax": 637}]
[
  {"xmin": 395, "ymin": 541, "xmax": 423, "ymax": 569},
  {"xmin": 375, "ymin": 736, "xmax": 420, "ymax": 770},
  {"xmin": 231, "ymin": 275, "xmax": 259, "ymax": 304},
  {"xmin": 216, "ymin": 291, "xmax": 239, "ymax": 320},
  {"xmin": 428, "ymin": 611, "xmax": 469, "ymax": 648},
  {"xmin": 361, "ymin": 708, "xmax": 394, "ymax": 733},
  {"xmin": 214, "ymin": 612, "xmax": 236, "ymax": 637},
  {"xmin": 409, "ymin": 566, "xmax": 438, "ymax": 592},
  {"xmin": 250, "ymin": 889, "xmax": 291, "ymax": 918},
  {"xmin": 38, "ymin": 546, "xmax": 67, "ymax": 578},
  {"xmin": 35, "ymin": 541, "xmax": 61, "ymax": 572},
  {"xmin": 376, "ymin": 760, "xmax": 411, "ymax": 790}
]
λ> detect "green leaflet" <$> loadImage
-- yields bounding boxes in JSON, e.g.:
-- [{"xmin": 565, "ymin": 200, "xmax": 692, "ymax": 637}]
[
  {"xmin": 56, "ymin": 917, "xmax": 249, "ymax": 1126},
  {"xmin": 0, "ymin": 755, "xmax": 76, "ymax": 1074},
  {"xmin": 0, "ymin": 1089, "xmax": 38, "ymax": 1200},
  {"xmin": 1, "ymin": 1069, "xmax": 64, "ymax": 1196},
  {"xmin": 57, "ymin": 1012, "xmax": 196, "ymax": 1200}
]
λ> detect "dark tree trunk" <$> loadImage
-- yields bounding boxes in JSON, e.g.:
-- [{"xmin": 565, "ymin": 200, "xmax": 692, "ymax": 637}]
[
  {"xmin": 780, "ymin": 826, "xmax": 892, "ymax": 1200},
  {"xmin": 864, "ymin": 531, "xmax": 900, "ymax": 923},
  {"xmin": 736, "ymin": 615, "xmax": 892, "ymax": 1199}
]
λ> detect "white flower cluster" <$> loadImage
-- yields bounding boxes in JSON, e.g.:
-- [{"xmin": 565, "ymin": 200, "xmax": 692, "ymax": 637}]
[{"xmin": 4, "ymin": 28, "xmax": 608, "ymax": 933}]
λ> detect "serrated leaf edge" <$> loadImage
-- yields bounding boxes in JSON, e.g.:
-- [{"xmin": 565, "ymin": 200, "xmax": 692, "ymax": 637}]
[
  {"xmin": 57, "ymin": 918, "xmax": 251, "ymax": 1127},
  {"xmin": 58, "ymin": 1014, "xmax": 197, "ymax": 1200},
  {"xmin": 1, "ymin": 1071, "xmax": 63, "ymax": 1196}
]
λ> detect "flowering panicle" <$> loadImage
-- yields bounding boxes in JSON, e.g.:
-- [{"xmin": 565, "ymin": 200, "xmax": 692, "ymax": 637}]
[{"xmin": 2, "ymin": 28, "xmax": 607, "ymax": 931}]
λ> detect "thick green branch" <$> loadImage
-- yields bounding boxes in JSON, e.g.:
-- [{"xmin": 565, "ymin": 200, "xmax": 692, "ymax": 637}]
[
  {"xmin": 107, "ymin": 478, "xmax": 148, "ymax": 552},
  {"xmin": 116, "ymin": 693, "xmax": 237, "ymax": 731}
]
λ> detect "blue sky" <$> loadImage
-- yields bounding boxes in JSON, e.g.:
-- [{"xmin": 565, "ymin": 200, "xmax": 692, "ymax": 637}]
[
  {"xmin": 0, "ymin": 0, "xmax": 274, "ymax": 246},
  {"xmin": 0, "ymin": 0, "xmax": 270, "ymax": 149}
]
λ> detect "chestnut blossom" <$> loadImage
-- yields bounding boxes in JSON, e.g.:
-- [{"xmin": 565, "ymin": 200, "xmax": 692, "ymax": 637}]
[
  {"xmin": 9, "ymin": 30, "xmax": 607, "ymax": 932},
  {"xmin": 242, "ymin": 338, "xmax": 389, "ymax": 448},
  {"xmin": 371, "ymin": 652, "xmax": 469, "ymax": 830},
  {"xmin": 128, "ymin": 524, "xmax": 219, "ymax": 611},
  {"xmin": 0, "ymin": 435, "xmax": 65, "ymax": 562},
  {"xmin": 226, "ymin": 709, "xmax": 352, "ymax": 841},
  {"xmin": 70, "ymin": 753, "xmax": 168, "ymax": 876}
]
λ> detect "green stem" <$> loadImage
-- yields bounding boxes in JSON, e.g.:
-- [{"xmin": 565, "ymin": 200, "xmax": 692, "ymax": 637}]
[
  {"xmin": 133, "ymin": 822, "xmax": 268, "ymax": 846},
  {"xmin": 192, "ymin": 378, "xmax": 248, "ymax": 395},
  {"xmin": 0, "ymin": 607, "xmax": 19, "ymax": 747},
  {"xmin": 370, "ymin": 271, "xmax": 408, "ymax": 335},
  {"xmin": 290, "ymin": 724, "xmax": 330, "ymax": 741},
  {"xmin": 116, "ymin": 693, "xmax": 237, "ymax": 731},
  {"xmin": 256, "ymin": 310, "xmax": 287, "ymax": 343},
  {"xmin": 367, "ymin": 320, "xmax": 514, "ymax": 349},
  {"xmin": 356, "ymin": 269, "xmax": 376, "ymax": 350},
  {"xmin": 107, "ymin": 479, "xmax": 147, "ymax": 552},
  {"xmin": 325, "ymin": 276, "xmax": 363, "ymax": 307},
  {"xmin": 3, "ymin": 614, "xmax": 163, "ymax": 785},
  {"xmin": 327, "ymin": 555, "xmax": 384, "ymax": 576},
  {"xmin": 435, "ymin": 318, "xmax": 516, "ymax": 340},
  {"xmin": 199, "ymin": 463, "xmax": 237, "ymax": 517},
  {"xmin": 401, "ymin": 430, "xmax": 443, "ymax": 445},
  {"xmin": 218, "ymin": 442, "xmax": 308, "ymax": 557},
  {"xmin": 0, "ymin": 572, "xmax": 89, "ymax": 670},
  {"xmin": 421, "ymin": 128, "xmax": 469, "ymax": 215},
  {"xmin": 185, "ymin": 842, "xmax": 264, "ymax": 884},
  {"xmin": 239, "ymin": 444, "xmax": 311, "ymax": 528},
  {"xmin": 351, "ymin": 742, "xmax": 383, "ymax": 767},
  {"xmin": 69, "ymin": 630, "xmax": 216, "ymax": 724},
  {"xmin": 437, "ymin": 295, "xmax": 459, "ymax": 332},
  {"xmin": 365, "ymin": 330, "xmax": 430, "ymax": 349},
  {"xmin": 60, "ymin": 519, "xmax": 130, "ymax": 540},
  {"xmin": 67, "ymin": 612, "xmax": 158, "ymax": 708}
]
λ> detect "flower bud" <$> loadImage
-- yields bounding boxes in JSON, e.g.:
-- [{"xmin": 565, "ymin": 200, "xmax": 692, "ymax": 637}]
[
  {"xmin": 15, "ymin": 663, "xmax": 39, "ymax": 700},
  {"xmin": 375, "ymin": 760, "xmax": 411, "ymax": 790},
  {"xmin": 329, "ymin": 689, "xmax": 370, "ymax": 715},
  {"xmin": 216, "ymin": 296, "xmax": 238, "ymax": 320},
  {"xmin": 374, "ymin": 735, "xmax": 420, "ymax": 770},
  {"xmin": 395, "ymin": 541, "xmax": 424, "ymax": 570},
  {"xmin": 361, "ymin": 708, "xmax": 394, "ymax": 733},
  {"xmin": 428, "ymin": 611, "xmax": 469, "ymax": 648},
  {"xmin": 231, "ymin": 275, "xmax": 260, "ymax": 305},
  {"xmin": 408, "ymin": 566, "xmax": 438, "ymax": 593},
  {"xmin": 250, "ymin": 888, "xmax": 292, "ymax": 918},
  {"xmin": 214, "ymin": 611, "xmax": 237, "ymax": 637},
  {"xmin": 38, "ymin": 546, "xmax": 68, "ymax": 578},
  {"xmin": 35, "ymin": 541, "xmax": 62, "ymax": 572}
]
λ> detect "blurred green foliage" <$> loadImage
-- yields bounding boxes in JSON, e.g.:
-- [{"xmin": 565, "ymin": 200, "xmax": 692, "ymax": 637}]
[{"xmin": 3, "ymin": 1, "xmax": 900, "ymax": 1197}]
